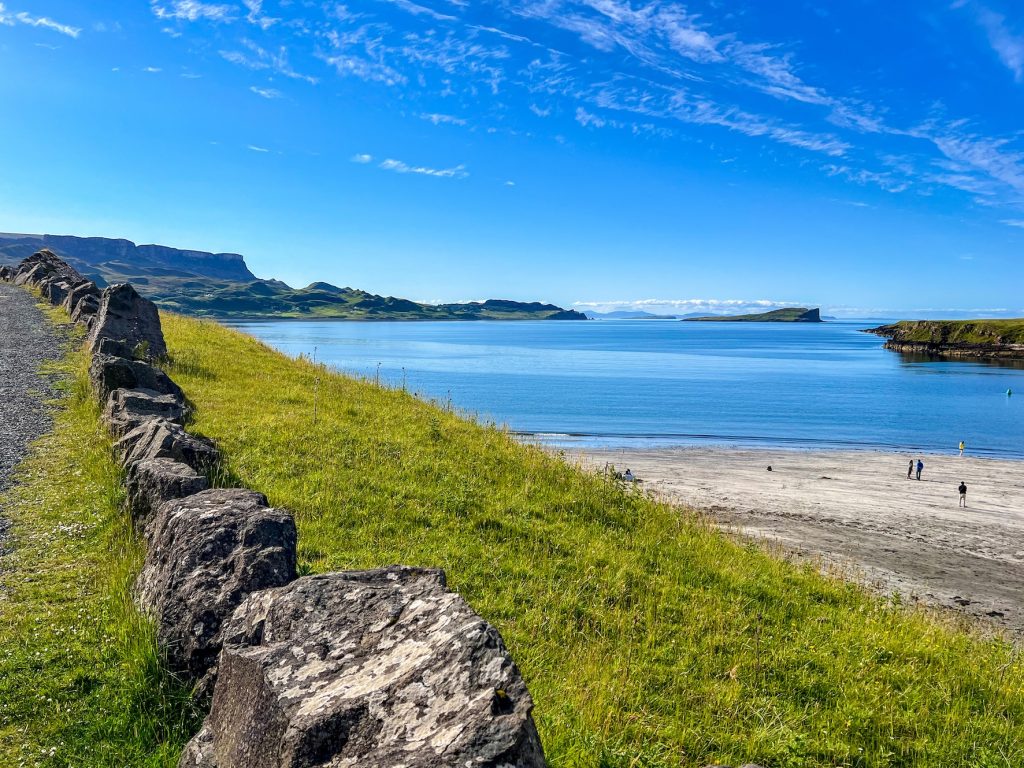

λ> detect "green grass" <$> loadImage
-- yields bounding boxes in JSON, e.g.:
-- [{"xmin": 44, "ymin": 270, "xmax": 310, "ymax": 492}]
[
  {"xmin": 158, "ymin": 313, "xmax": 1024, "ymax": 768},
  {"xmin": 0, "ymin": 310, "xmax": 200, "ymax": 767},
  {"xmin": 881, "ymin": 319, "xmax": 1024, "ymax": 346}
]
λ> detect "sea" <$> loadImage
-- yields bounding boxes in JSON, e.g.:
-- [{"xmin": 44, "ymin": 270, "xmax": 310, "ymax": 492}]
[{"xmin": 229, "ymin": 319, "xmax": 1024, "ymax": 459}]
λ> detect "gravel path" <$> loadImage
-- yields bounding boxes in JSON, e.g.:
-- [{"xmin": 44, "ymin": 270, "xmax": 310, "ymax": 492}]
[{"xmin": 0, "ymin": 283, "xmax": 67, "ymax": 540}]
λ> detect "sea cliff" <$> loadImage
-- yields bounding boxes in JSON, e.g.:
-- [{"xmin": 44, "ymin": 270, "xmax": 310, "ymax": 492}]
[{"xmin": 867, "ymin": 320, "xmax": 1024, "ymax": 359}]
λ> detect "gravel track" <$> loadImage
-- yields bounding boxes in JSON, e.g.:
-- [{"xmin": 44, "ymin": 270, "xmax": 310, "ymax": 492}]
[{"xmin": 0, "ymin": 283, "xmax": 68, "ymax": 536}]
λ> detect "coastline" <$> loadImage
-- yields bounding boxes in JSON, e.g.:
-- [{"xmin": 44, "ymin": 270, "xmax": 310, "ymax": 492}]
[{"xmin": 570, "ymin": 445, "xmax": 1024, "ymax": 638}]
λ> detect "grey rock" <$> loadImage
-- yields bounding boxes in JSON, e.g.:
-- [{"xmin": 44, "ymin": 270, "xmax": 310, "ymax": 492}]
[
  {"xmin": 70, "ymin": 293, "xmax": 100, "ymax": 325},
  {"xmin": 63, "ymin": 280, "xmax": 100, "ymax": 313},
  {"xmin": 125, "ymin": 457, "xmax": 209, "ymax": 534},
  {"xmin": 179, "ymin": 566, "xmax": 546, "ymax": 768},
  {"xmin": 0, "ymin": 265, "xmax": 11, "ymax": 281},
  {"xmin": 13, "ymin": 262, "xmax": 48, "ymax": 287},
  {"xmin": 41, "ymin": 278, "xmax": 75, "ymax": 306},
  {"xmin": 103, "ymin": 387, "xmax": 185, "ymax": 437},
  {"xmin": 86, "ymin": 283, "xmax": 168, "ymax": 360},
  {"xmin": 136, "ymin": 489, "xmax": 297, "ymax": 694},
  {"xmin": 116, "ymin": 417, "xmax": 218, "ymax": 473},
  {"xmin": 89, "ymin": 353, "xmax": 183, "ymax": 403}
]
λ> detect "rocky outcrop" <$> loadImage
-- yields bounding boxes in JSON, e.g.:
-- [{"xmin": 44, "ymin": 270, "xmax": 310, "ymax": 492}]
[
  {"xmin": 103, "ymin": 387, "xmax": 186, "ymax": 437},
  {"xmin": 89, "ymin": 353, "xmax": 184, "ymax": 402},
  {"xmin": 126, "ymin": 458, "xmax": 209, "ymax": 533},
  {"xmin": 179, "ymin": 567, "xmax": 545, "ymax": 768},
  {"xmin": 117, "ymin": 418, "xmax": 219, "ymax": 474},
  {"xmin": 87, "ymin": 283, "xmax": 168, "ymax": 360},
  {"xmin": 867, "ymin": 320, "xmax": 1024, "ymax": 360},
  {"xmin": 136, "ymin": 489, "xmax": 298, "ymax": 696}
]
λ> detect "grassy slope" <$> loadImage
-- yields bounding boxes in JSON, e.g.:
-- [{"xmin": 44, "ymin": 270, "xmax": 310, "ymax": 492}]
[
  {"xmin": 0, "ymin": 312, "xmax": 199, "ymax": 768},
  {"xmin": 161, "ymin": 313, "xmax": 1023, "ymax": 768},
  {"xmin": 879, "ymin": 319, "xmax": 1024, "ymax": 346}
]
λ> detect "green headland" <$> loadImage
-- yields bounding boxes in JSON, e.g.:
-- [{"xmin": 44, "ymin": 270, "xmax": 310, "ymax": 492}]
[
  {"xmin": 868, "ymin": 319, "xmax": 1024, "ymax": 359},
  {"xmin": 683, "ymin": 307, "xmax": 823, "ymax": 322}
]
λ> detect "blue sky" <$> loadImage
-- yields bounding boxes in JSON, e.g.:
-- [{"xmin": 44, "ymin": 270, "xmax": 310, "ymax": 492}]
[{"xmin": 1, "ymin": 1, "xmax": 1023, "ymax": 317}]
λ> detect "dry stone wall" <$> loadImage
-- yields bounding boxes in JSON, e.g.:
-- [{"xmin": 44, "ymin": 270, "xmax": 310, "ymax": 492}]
[{"xmin": 2, "ymin": 251, "xmax": 547, "ymax": 768}]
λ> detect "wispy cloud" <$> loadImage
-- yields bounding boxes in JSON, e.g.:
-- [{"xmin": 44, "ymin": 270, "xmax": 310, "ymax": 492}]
[
  {"xmin": 243, "ymin": 0, "xmax": 278, "ymax": 30},
  {"xmin": 151, "ymin": 0, "xmax": 235, "ymax": 23},
  {"xmin": 420, "ymin": 112, "xmax": 467, "ymax": 126},
  {"xmin": 143, "ymin": 66, "xmax": 162, "ymax": 73},
  {"xmin": 247, "ymin": 144, "xmax": 270, "ymax": 152},
  {"xmin": 351, "ymin": 153, "xmax": 374, "ymax": 163},
  {"xmin": 2, "ymin": 7, "xmax": 81, "ymax": 37},
  {"xmin": 967, "ymin": 4, "xmax": 1024, "ymax": 82},
  {"xmin": 379, "ymin": 157, "xmax": 469, "ymax": 178},
  {"xmin": 250, "ymin": 85, "xmax": 281, "ymax": 98},
  {"xmin": 221, "ymin": 39, "xmax": 318, "ymax": 84},
  {"xmin": 1002, "ymin": 219, "xmax": 1024, "ymax": 228}
]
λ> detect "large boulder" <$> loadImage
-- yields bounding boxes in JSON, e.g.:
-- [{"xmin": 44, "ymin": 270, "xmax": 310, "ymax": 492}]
[
  {"xmin": 86, "ymin": 283, "xmax": 168, "ymax": 360},
  {"xmin": 116, "ymin": 417, "xmax": 219, "ymax": 473},
  {"xmin": 103, "ymin": 387, "xmax": 186, "ymax": 437},
  {"xmin": 89, "ymin": 353, "xmax": 183, "ymax": 402},
  {"xmin": 179, "ymin": 567, "xmax": 547, "ymax": 768},
  {"xmin": 136, "ymin": 489, "xmax": 298, "ymax": 695},
  {"xmin": 13, "ymin": 262, "xmax": 48, "ymax": 287},
  {"xmin": 0, "ymin": 265, "xmax": 11, "ymax": 281},
  {"xmin": 125, "ymin": 457, "xmax": 209, "ymax": 534}
]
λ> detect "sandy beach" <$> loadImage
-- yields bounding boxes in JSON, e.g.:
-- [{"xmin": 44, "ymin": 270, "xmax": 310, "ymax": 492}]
[{"xmin": 576, "ymin": 446, "xmax": 1024, "ymax": 637}]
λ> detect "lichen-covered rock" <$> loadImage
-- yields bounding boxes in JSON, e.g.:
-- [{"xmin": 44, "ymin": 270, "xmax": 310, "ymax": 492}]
[
  {"xmin": 87, "ymin": 283, "xmax": 168, "ymax": 360},
  {"xmin": 89, "ymin": 353, "xmax": 183, "ymax": 402},
  {"xmin": 103, "ymin": 387, "xmax": 185, "ymax": 437},
  {"xmin": 125, "ymin": 457, "xmax": 209, "ymax": 534},
  {"xmin": 136, "ymin": 489, "xmax": 297, "ymax": 695},
  {"xmin": 179, "ymin": 567, "xmax": 547, "ymax": 768},
  {"xmin": 116, "ymin": 417, "xmax": 218, "ymax": 473}
]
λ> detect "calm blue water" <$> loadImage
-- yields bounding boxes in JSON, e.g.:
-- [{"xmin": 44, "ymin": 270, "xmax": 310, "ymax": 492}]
[{"xmin": 229, "ymin": 320, "xmax": 1024, "ymax": 458}]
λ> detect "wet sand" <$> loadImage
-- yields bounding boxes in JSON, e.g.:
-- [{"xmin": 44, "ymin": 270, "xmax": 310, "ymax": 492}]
[{"xmin": 576, "ymin": 447, "xmax": 1024, "ymax": 637}]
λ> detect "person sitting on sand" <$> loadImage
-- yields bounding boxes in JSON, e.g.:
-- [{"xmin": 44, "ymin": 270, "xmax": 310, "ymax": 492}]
[
  {"xmin": 959, "ymin": 440, "xmax": 965, "ymax": 457},
  {"xmin": 916, "ymin": 459, "xmax": 924, "ymax": 480},
  {"xmin": 959, "ymin": 481, "xmax": 967, "ymax": 508},
  {"xmin": 907, "ymin": 459, "xmax": 914, "ymax": 479},
  {"xmin": 623, "ymin": 469, "xmax": 635, "ymax": 483}
]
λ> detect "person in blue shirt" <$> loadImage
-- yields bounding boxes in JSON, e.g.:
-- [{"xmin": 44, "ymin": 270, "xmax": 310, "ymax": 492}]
[{"xmin": 916, "ymin": 459, "xmax": 924, "ymax": 480}]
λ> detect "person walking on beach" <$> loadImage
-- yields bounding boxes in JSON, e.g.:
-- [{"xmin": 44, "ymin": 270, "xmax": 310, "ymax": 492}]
[
  {"xmin": 907, "ymin": 459, "xmax": 914, "ymax": 479},
  {"xmin": 959, "ymin": 481, "xmax": 968, "ymax": 508},
  {"xmin": 916, "ymin": 459, "xmax": 924, "ymax": 480},
  {"xmin": 959, "ymin": 440, "xmax": 965, "ymax": 457}
]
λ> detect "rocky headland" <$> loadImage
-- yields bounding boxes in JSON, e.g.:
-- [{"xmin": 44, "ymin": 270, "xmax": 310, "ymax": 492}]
[{"xmin": 867, "ymin": 320, "xmax": 1024, "ymax": 360}]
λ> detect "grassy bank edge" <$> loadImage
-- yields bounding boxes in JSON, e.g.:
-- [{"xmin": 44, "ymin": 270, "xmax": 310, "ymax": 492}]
[{"xmin": 0, "ymin": 302, "xmax": 199, "ymax": 768}]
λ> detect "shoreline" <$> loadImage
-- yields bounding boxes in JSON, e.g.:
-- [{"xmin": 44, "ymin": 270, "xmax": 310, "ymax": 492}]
[
  {"xmin": 526, "ymin": 433, "xmax": 1024, "ymax": 461},
  {"xmin": 571, "ymin": 445, "xmax": 1024, "ymax": 638}
]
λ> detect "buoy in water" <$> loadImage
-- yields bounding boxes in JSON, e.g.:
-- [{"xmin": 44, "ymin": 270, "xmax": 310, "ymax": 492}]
[{"xmin": 1009, "ymin": 389, "xmax": 1014, "ymax": 397}]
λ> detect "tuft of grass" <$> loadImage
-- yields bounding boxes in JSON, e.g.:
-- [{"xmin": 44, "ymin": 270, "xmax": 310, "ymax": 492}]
[
  {"xmin": 161, "ymin": 313, "xmax": 1024, "ymax": 768},
  {"xmin": 0, "ymin": 322, "xmax": 201, "ymax": 767}
]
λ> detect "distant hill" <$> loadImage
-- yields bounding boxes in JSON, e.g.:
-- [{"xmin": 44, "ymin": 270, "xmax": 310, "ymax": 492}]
[
  {"xmin": 683, "ymin": 307, "xmax": 823, "ymax": 323},
  {"xmin": 0, "ymin": 233, "xmax": 585, "ymax": 321}
]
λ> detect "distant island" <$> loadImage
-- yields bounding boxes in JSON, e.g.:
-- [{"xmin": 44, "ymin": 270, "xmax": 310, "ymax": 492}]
[
  {"xmin": 683, "ymin": 307, "xmax": 823, "ymax": 323},
  {"xmin": 0, "ymin": 233, "xmax": 586, "ymax": 321},
  {"xmin": 867, "ymin": 319, "xmax": 1024, "ymax": 360}
]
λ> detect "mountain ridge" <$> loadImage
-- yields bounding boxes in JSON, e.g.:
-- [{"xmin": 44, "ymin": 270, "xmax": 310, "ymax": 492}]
[{"xmin": 0, "ymin": 233, "xmax": 585, "ymax": 321}]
